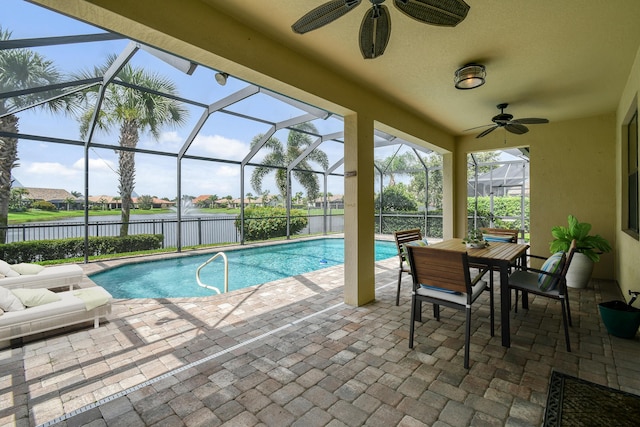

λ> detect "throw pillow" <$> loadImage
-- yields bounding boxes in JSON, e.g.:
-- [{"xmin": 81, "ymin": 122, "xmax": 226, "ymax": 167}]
[
  {"xmin": 483, "ymin": 234, "xmax": 513, "ymax": 242},
  {"xmin": 0, "ymin": 285, "xmax": 26, "ymax": 311},
  {"xmin": 0, "ymin": 260, "xmax": 20, "ymax": 277},
  {"xmin": 538, "ymin": 252, "xmax": 564, "ymax": 291},
  {"xmin": 10, "ymin": 263, "xmax": 45, "ymax": 275},
  {"xmin": 403, "ymin": 239, "xmax": 429, "ymax": 268},
  {"xmin": 11, "ymin": 288, "xmax": 61, "ymax": 307}
]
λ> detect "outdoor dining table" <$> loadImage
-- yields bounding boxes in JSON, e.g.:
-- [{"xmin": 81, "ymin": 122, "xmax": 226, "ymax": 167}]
[{"xmin": 427, "ymin": 238, "xmax": 530, "ymax": 348}]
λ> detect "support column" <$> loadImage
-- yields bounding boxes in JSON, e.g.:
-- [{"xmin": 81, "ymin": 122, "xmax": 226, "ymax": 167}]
[
  {"xmin": 441, "ymin": 152, "xmax": 455, "ymax": 239},
  {"xmin": 343, "ymin": 113, "xmax": 375, "ymax": 306}
]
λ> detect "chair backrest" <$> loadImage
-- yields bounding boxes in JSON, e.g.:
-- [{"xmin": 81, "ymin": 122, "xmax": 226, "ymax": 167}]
[
  {"xmin": 394, "ymin": 228, "xmax": 422, "ymax": 261},
  {"xmin": 406, "ymin": 245, "xmax": 471, "ymax": 295},
  {"xmin": 557, "ymin": 239, "xmax": 578, "ymax": 292},
  {"xmin": 479, "ymin": 227, "xmax": 519, "ymax": 243}
]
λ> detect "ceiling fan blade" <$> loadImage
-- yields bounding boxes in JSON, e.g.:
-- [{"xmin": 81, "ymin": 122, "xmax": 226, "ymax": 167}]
[
  {"xmin": 476, "ymin": 126, "xmax": 498, "ymax": 138},
  {"xmin": 505, "ymin": 123, "xmax": 529, "ymax": 135},
  {"xmin": 359, "ymin": 4, "xmax": 391, "ymax": 59},
  {"xmin": 393, "ymin": 0, "xmax": 470, "ymax": 26},
  {"xmin": 512, "ymin": 117, "xmax": 549, "ymax": 125},
  {"xmin": 463, "ymin": 123, "xmax": 493, "ymax": 132},
  {"xmin": 292, "ymin": 0, "xmax": 362, "ymax": 34}
]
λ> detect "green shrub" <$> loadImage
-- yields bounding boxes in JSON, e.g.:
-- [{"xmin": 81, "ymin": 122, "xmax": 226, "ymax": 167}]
[
  {"xmin": 467, "ymin": 196, "xmax": 530, "ymax": 231},
  {"xmin": 0, "ymin": 234, "xmax": 163, "ymax": 263},
  {"xmin": 375, "ymin": 184, "xmax": 417, "ymax": 212},
  {"xmin": 31, "ymin": 201, "xmax": 57, "ymax": 211},
  {"xmin": 235, "ymin": 206, "xmax": 308, "ymax": 241}
]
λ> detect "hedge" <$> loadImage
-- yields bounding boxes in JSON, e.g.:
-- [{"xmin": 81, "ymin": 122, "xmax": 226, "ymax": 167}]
[
  {"xmin": 0, "ymin": 234, "xmax": 163, "ymax": 263},
  {"xmin": 235, "ymin": 206, "xmax": 308, "ymax": 241}
]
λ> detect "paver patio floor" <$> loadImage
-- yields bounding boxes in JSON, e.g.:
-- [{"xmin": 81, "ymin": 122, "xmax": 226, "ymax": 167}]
[{"xmin": 1, "ymin": 248, "xmax": 639, "ymax": 426}]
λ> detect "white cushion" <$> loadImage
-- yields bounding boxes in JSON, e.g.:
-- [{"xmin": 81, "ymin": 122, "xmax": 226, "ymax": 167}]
[
  {"xmin": 0, "ymin": 260, "xmax": 19, "ymax": 278},
  {"xmin": 11, "ymin": 288, "xmax": 61, "ymax": 307},
  {"xmin": 10, "ymin": 263, "xmax": 46, "ymax": 275},
  {"xmin": 0, "ymin": 285, "xmax": 25, "ymax": 311},
  {"xmin": 0, "ymin": 260, "xmax": 12, "ymax": 276},
  {"xmin": 0, "ymin": 287, "xmax": 112, "ymax": 327},
  {"xmin": 416, "ymin": 279, "xmax": 487, "ymax": 306}
]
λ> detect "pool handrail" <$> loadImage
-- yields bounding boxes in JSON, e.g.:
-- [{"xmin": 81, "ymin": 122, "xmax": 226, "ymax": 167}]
[{"xmin": 195, "ymin": 252, "xmax": 228, "ymax": 294}]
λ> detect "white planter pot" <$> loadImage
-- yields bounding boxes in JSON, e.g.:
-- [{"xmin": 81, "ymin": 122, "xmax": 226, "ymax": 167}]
[{"xmin": 566, "ymin": 252, "xmax": 594, "ymax": 289}]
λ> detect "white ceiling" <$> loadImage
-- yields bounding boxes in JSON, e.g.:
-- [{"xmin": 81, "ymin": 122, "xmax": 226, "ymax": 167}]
[{"xmin": 203, "ymin": 0, "xmax": 640, "ymax": 136}]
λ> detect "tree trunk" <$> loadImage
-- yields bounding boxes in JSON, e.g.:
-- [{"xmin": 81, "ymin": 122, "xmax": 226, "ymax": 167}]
[
  {"xmin": 0, "ymin": 115, "xmax": 20, "ymax": 244},
  {"xmin": 118, "ymin": 121, "xmax": 139, "ymax": 237}
]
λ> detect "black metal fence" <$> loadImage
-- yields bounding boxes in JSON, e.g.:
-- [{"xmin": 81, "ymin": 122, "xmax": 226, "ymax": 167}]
[
  {"xmin": 1, "ymin": 212, "xmax": 452, "ymax": 251},
  {"xmin": 1, "ymin": 213, "xmax": 346, "ymax": 248}
]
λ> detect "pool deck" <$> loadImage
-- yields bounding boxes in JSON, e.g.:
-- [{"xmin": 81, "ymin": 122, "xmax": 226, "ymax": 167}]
[{"xmin": 2, "ymin": 238, "xmax": 640, "ymax": 426}]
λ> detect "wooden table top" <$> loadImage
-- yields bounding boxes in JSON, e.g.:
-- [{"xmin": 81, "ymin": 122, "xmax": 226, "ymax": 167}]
[{"xmin": 429, "ymin": 238, "xmax": 529, "ymax": 262}]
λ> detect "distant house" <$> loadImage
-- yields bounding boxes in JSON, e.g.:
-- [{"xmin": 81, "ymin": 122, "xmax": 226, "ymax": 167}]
[
  {"xmin": 313, "ymin": 194, "xmax": 344, "ymax": 209},
  {"xmin": 22, "ymin": 187, "xmax": 80, "ymax": 210},
  {"xmin": 133, "ymin": 197, "xmax": 175, "ymax": 209},
  {"xmin": 87, "ymin": 195, "xmax": 175, "ymax": 209}
]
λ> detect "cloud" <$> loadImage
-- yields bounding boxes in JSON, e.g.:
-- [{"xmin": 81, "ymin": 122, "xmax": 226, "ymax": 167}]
[
  {"xmin": 72, "ymin": 157, "xmax": 117, "ymax": 173},
  {"xmin": 191, "ymin": 134, "xmax": 248, "ymax": 159},
  {"xmin": 23, "ymin": 162, "xmax": 78, "ymax": 178}
]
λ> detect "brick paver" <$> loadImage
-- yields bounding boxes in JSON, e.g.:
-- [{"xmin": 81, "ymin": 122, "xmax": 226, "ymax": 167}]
[{"xmin": 1, "ymin": 240, "xmax": 639, "ymax": 426}]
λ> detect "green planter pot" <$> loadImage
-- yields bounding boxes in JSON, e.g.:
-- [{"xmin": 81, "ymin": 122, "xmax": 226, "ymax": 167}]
[{"xmin": 598, "ymin": 300, "xmax": 640, "ymax": 339}]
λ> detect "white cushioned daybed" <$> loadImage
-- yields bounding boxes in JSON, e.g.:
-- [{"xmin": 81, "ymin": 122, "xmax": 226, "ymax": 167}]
[
  {"xmin": 0, "ymin": 285, "xmax": 112, "ymax": 348},
  {"xmin": 0, "ymin": 260, "xmax": 84, "ymax": 291}
]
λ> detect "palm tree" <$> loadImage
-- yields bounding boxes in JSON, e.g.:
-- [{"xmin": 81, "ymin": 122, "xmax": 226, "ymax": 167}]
[
  {"xmin": 74, "ymin": 54, "xmax": 188, "ymax": 236},
  {"xmin": 250, "ymin": 123, "xmax": 328, "ymax": 203},
  {"xmin": 207, "ymin": 194, "xmax": 218, "ymax": 209},
  {"xmin": 0, "ymin": 26, "xmax": 65, "ymax": 242}
]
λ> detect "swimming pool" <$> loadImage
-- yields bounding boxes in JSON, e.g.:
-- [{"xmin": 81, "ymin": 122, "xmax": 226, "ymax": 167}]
[{"xmin": 90, "ymin": 238, "xmax": 397, "ymax": 298}]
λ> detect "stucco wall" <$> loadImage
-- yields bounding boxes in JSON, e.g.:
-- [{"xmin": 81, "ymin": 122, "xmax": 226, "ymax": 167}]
[
  {"xmin": 617, "ymin": 45, "xmax": 640, "ymax": 304},
  {"xmin": 456, "ymin": 114, "xmax": 616, "ymax": 280}
]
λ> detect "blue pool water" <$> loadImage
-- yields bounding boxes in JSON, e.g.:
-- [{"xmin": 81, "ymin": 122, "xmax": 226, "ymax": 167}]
[{"xmin": 90, "ymin": 238, "xmax": 397, "ymax": 298}]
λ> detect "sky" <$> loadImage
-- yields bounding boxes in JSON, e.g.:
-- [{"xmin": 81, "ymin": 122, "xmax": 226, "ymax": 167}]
[
  {"xmin": 2, "ymin": 1, "xmax": 519, "ymax": 202},
  {"xmin": 2, "ymin": 0, "xmax": 354, "ymax": 201}
]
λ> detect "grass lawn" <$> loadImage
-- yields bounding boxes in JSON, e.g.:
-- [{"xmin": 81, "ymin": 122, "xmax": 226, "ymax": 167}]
[{"xmin": 8, "ymin": 208, "xmax": 341, "ymax": 224}]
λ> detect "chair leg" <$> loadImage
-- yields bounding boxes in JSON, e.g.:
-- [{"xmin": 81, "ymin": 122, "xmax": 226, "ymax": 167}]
[
  {"xmin": 564, "ymin": 287, "xmax": 573, "ymax": 326},
  {"xmin": 560, "ymin": 297, "xmax": 571, "ymax": 352},
  {"xmin": 464, "ymin": 307, "xmax": 471, "ymax": 369},
  {"xmin": 396, "ymin": 270, "xmax": 403, "ymax": 306},
  {"xmin": 433, "ymin": 303, "xmax": 440, "ymax": 321},
  {"xmin": 409, "ymin": 296, "xmax": 417, "ymax": 348},
  {"xmin": 514, "ymin": 289, "xmax": 519, "ymax": 313}
]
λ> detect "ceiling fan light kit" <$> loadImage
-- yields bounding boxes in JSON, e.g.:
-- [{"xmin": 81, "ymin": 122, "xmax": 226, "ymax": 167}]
[
  {"xmin": 454, "ymin": 64, "xmax": 486, "ymax": 90},
  {"xmin": 292, "ymin": 0, "xmax": 470, "ymax": 59}
]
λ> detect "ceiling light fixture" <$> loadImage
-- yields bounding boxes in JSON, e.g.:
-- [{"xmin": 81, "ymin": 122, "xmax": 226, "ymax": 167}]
[
  {"xmin": 454, "ymin": 64, "xmax": 486, "ymax": 90},
  {"xmin": 215, "ymin": 72, "xmax": 229, "ymax": 86}
]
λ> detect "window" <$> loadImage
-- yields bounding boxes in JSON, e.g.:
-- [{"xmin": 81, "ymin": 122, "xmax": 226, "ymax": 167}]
[{"xmin": 627, "ymin": 109, "xmax": 639, "ymax": 237}]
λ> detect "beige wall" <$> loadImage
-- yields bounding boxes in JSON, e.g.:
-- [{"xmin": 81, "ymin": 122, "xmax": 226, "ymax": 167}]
[
  {"xmin": 616, "ymin": 45, "xmax": 640, "ymax": 304},
  {"xmin": 456, "ymin": 114, "xmax": 617, "ymax": 280}
]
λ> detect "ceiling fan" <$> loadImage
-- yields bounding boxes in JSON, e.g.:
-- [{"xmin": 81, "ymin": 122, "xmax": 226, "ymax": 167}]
[
  {"xmin": 292, "ymin": 0, "xmax": 470, "ymax": 59},
  {"xmin": 470, "ymin": 103, "xmax": 549, "ymax": 139}
]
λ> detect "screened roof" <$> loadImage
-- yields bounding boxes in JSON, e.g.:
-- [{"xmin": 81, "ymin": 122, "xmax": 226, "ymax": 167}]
[{"xmin": 1, "ymin": 0, "xmax": 434, "ymax": 202}]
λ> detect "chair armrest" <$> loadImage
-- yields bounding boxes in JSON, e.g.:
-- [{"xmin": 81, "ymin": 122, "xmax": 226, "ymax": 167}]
[
  {"xmin": 471, "ymin": 266, "xmax": 490, "ymax": 285},
  {"xmin": 527, "ymin": 254, "xmax": 550, "ymax": 261}
]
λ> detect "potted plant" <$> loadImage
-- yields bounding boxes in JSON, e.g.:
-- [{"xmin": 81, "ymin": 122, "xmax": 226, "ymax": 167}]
[
  {"xmin": 598, "ymin": 291, "xmax": 640, "ymax": 339},
  {"xmin": 549, "ymin": 214, "xmax": 612, "ymax": 288},
  {"xmin": 463, "ymin": 228, "xmax": 487, "ymax": 249}
]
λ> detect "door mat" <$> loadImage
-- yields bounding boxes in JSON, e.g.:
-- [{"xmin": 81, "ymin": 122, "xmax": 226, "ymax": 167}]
[{"xmin": 544, "ymin": 370, "xmax": 640, "ymax": 426}]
